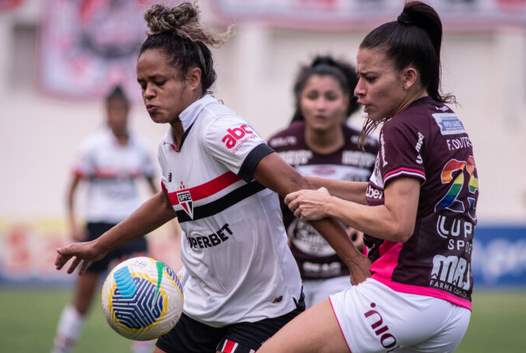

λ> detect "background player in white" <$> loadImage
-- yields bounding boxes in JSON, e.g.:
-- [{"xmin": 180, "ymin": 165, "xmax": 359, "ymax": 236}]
[
  {"xmin": 260, "ymin": 2, "xmax": 478, "ymax": 353},
  {"xmin": 51, "ymin": 85, "xmax": 157, "ymax": 353},
  {"xmin": 269, "ymin": 56, "xmax": 378, "ymax": 307},
  {"xmin": 53, "ymin": 3, "xmax": 369, "ymax": 353}
]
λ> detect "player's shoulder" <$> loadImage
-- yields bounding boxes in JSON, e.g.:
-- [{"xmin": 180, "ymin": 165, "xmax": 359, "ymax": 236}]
[
  {"xmin": 79, "ymin": 128, "xmax": 111, "ymax": 151},
  {"xmin": 397, "ymin": 97, "xmax": 454, "ymax": 124},
  {"xmin": 268, "ymin": 121, "xmax": 304, "ymax": 149},
  {"xmin": 199, "ymin": 103, "xmax": 254, "ymax": 143}
]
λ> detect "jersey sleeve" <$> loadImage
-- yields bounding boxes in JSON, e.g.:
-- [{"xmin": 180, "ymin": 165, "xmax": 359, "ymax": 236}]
[
  {"xmin": 203, "ymin": 115, "xmax": 274, "ymax": 181},
  {"xmin": 71, "ymin": 140, "xmax": 95, "ymax": 177},
  {"xmin": 380, "ymin": 120, "xmax": 426, "ymax": 185}
]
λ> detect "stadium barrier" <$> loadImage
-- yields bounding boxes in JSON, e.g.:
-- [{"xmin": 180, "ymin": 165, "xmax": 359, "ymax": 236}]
[{"xmin": 0, "ymin": 220, "xmax": 525, "ymax": 287}]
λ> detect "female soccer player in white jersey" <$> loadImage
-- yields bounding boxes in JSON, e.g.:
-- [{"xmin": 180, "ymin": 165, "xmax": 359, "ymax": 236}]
[
  {"xmin": 54, "ymin": 3, "xmax": 369, "ymax": 353},
  {"xmin": 260, "ymin": 2, "xmax": 478, "ymax": 353},
  {"xmin": 51, "ymin": 85, "xmax": 157, "ymax": 353}
]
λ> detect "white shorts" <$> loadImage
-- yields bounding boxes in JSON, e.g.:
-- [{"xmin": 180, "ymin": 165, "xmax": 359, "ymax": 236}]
[
  {"xmin": 329, "ymin": 279, "xmax": 470, "ymax": 353},
  {"xmin": 303, "ymin": 276, "xmax": 351, "ymax": 307}
]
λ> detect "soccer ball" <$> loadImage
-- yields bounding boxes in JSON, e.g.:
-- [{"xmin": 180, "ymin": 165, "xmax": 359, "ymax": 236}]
[{"xmin": 101, "ymin": 257, "xmax": 184, "ymax": 340}]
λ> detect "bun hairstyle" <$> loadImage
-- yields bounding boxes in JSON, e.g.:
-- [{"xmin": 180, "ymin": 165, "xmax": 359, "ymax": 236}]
[
  {"xmin": 140, "ymin": 2, "xmax": 229, "ymax": 94},
  {"xmin": 105, "ymin": 84, "xmax": 130, "ymax": 105},
  {"xmin": 291, "ymin": 55, "xmax": 360, "ymax": 124},
  {"xmin": 358, "ymin": 1, "xmax": 454, "ymax": 145}
]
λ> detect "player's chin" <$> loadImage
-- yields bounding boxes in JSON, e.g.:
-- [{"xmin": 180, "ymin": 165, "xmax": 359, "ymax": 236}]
[{"xmin": 148, "ymin": 111, "xmax": 169, "ymax": 124}]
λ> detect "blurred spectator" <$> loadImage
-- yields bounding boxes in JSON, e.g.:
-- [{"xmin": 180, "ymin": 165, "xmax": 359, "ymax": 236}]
[
  {"xmin": 268, "ymin": 55, "xmax": 378, "ymax": 307},
  {"xmin": 51, "ymin": 85, "xmax": 157, "ymax": 353}
]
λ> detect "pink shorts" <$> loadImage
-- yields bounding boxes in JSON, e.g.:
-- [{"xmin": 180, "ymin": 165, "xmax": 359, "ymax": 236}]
[{"xmin": 329, "ymin": 279, "xmax": 470, "ymax": 353}]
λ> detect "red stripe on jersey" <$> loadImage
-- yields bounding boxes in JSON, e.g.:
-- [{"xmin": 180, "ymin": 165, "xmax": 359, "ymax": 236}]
[
  {"xmin": 222, "ymin": 339, "xmax": 238, "ymax": 353},
  {"xmin": 165, "ymin": 172, "xmax": 242, "ymax": 205},
  {"xmin": 73, "ymin": 169, "xmax": 142, "ymax": 179},
  {"xmin": 384, "ymin": 167, "xmax": 425, "ymax": 180}
]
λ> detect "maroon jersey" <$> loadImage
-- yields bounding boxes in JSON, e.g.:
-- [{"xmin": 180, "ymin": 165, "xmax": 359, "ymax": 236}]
[
  {"xmin": 366, "ymin": 97, "xmax": 478, "ymax": 309},
  {"xmin": 269, "ymin": 122, "xmax": 378, "ymax": 279}
]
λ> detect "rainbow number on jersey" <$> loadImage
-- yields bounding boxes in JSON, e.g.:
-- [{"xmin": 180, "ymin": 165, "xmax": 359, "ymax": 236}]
[
  {"xmin": 101, "ymin": 257, "xmax": 184, "ymax": 340},
  {"xmin": 435, "ymin": 155, "xmax": 478, "ymax": 220}
]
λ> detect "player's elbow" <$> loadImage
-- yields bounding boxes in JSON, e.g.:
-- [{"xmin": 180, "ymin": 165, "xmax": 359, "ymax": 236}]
[{"xmin": 386, "ymin": 222, "xmax": 415, "ymax": 243}]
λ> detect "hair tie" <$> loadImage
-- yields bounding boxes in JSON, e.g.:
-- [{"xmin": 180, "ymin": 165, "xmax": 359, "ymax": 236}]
[{"xmin": 397, "ymin": 13, "xmax": 412, "ymax": 25}]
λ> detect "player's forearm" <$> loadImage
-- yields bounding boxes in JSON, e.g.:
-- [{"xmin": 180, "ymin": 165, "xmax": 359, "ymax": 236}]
[
  {"xmin": 306, "ymin": 176, "xmax": 368, "ymax": 204},
  {"xmin": 326, "ymin": 197, "xmax": 412, "ymax": 242},
  {"xmin": 65, "ymin": 178, "xmax": 79, "ymax": 230},
  {"xmin": 94, "ymin": 192, "xmax": 176, "ymax": 254}
]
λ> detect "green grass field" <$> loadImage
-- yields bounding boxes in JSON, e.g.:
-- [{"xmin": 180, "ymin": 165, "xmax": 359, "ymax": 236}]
[{"xmin": 0, "ymin": 287, "xmax": 524, "ymax": 353}]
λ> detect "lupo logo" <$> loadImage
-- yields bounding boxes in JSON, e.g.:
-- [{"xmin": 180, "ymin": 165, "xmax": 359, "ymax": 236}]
[
  {"xmin": 222, "ymin": 124, "xmax": 254, "ymax": 149},
  {"xmin": 364, "ymin": 302, "xmax": 400, "ymax": 352}
]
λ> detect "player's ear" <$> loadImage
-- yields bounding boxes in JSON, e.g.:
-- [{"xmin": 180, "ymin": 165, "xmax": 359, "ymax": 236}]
[
  {"xmin": 186, "ymin": 67, "xmax": 202, "ymax": 93},
  {"xmin": 401, "ymin": 66, "xmax": 418, "ymax": 91}
]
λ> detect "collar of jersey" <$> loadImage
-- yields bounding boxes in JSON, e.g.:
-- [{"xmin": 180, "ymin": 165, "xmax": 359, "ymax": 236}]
[
  {"xmin": 102, "ymin": 127, "xmax": 133, "ymax": 147},
  {"xmin": 178, "ymin": 94, "xmax": 217, "ymax": 132}
]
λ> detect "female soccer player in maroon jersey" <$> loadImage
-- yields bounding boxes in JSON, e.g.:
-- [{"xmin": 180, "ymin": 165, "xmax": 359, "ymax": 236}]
[
  {"xmin": 260, "ymin": 2, "xmax": 478, "ymax": 353},
  {"xmin": 269, "ymin": 56, "xmax": 378, "ymax": 307}
]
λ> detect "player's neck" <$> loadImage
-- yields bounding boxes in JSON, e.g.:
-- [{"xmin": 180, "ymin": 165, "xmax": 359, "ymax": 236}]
[
  {"xmin": 170, "ymin": 121, "xmax": 185, "ymax": 151},
  {"xmin": 112, "ymin": 130, "xmax": 129, "ymax": 146},
  {"xmin": 305, "ymin": 126, "xmax": 344, "ymax": 155}
]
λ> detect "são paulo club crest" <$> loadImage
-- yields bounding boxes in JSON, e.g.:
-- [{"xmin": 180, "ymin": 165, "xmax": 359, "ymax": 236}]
[{"xmin": 176, "ymin": 182, "xmax": 194, "ymax": 219}]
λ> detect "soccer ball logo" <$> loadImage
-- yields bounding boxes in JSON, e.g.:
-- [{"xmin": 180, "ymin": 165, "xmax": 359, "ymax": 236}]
[{"xmin": 101, "ymin": 257, "xmax": 184, "ymax": 340}]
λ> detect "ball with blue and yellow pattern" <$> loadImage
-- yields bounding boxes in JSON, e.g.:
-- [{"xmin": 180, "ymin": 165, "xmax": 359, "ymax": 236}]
[{"xmin": 101, "ymin": 257, "xmax": 184, "ymax": 340}]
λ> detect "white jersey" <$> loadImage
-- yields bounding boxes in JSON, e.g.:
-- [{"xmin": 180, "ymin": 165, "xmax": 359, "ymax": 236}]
[
  {"xmin": 158, "ymin": 95, "xmax": 302, "ymax": 327},
  {"xmin": 73, "ymin": 128, "xmax": 156, "ymax": 223}
]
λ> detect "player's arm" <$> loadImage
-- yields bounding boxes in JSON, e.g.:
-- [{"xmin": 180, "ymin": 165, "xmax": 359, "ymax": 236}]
[
  {"xmin": 306, "ymin": 176, "xmax": 369, "ymax": 204},
  {"xmin": 145, "ymin": 175, "xmax": 159, "ymax": 195},
  {"xmin": 66, "ymin": 173, "xmax": 84, "ymax": 241},
  {"xmin": 254, "ymin": 152, "xmax": 370, "ymax": 284},
  {"xmin": 288, "ymin": 177, "xmax": 420, "ymax": 243},
  {"xmin": 56, "ymin": 190, "xmax": 177, "ymax": 274}
]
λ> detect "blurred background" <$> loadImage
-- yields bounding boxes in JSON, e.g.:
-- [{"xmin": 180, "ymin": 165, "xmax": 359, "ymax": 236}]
[{"xmin": 0, "ymin": 0, "xmax": 525, "ymax": 352}]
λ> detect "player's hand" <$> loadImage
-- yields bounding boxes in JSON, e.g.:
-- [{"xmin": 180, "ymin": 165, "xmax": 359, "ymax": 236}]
[
  {"xmin": 347, "ymin": 227, "xmax": 365, "ymax": 252},
  {"xmin": 55, "ymin": 240, "xmax": 106, "ymax": 275},
  {"xmin": 285, "ymin": 187, "xmax": 331, "ymax": 221},
  {"xmin": 348, "ymin": 252, "xmax": 371, "ymax": 285}
]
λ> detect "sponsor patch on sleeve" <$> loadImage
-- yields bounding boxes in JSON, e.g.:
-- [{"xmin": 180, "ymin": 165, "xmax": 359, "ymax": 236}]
[{"xmin": 432, "ymin": 113, "xmax": 466, "ymax": 135}]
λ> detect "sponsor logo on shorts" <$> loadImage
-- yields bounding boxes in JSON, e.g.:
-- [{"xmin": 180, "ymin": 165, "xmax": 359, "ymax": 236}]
[{"xmin": 364, "ymin": 302, "xmax": 400, "ymax": 352}]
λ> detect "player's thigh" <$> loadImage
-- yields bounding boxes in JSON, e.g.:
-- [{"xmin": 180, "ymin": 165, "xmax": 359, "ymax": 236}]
[
  {"xmin": 257, "ymin": 299, "xmax": 350, "ymax": 353},
  {"xmin": 400, "ymin": 305, "xmax": 470, "ymax": 353}
]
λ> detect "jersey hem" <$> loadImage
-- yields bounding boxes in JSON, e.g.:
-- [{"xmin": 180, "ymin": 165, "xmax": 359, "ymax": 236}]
[{"xmin": 371, "ymin": 275, "xmax": 472, "ymax": 310}]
